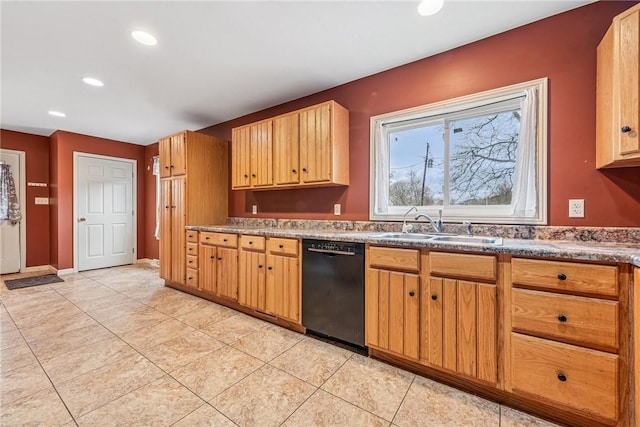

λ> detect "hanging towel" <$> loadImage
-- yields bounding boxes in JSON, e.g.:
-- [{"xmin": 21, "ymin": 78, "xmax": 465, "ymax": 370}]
[{"xmin": 0, "ymin": 163, "xmax": 22, "ymax": 223}]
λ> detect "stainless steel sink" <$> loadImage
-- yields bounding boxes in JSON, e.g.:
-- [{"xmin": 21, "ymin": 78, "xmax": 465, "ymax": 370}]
[
  {"xmin": 374, "ymin": 233, "xmax": 435, "ymax": 240},
  {"xmin": 430, "ymin": 235, "xmax": 503, "ymax": 245}
]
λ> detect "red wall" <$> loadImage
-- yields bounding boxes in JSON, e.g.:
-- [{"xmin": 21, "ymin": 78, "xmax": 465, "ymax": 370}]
[
  {"xmin": 201, "ymin": 1, "xmax": 640, "ymax": 227},
  {"xmin": 144, "ymin": 143, "xmax": 159, "ymax": 260},
  {"xmin": 49, "ymin": 131, "xmax": 146, "ymax": 270},
  {"xmin": 0, "ymin": 129, "xmax": 51, "ymax": 267}
]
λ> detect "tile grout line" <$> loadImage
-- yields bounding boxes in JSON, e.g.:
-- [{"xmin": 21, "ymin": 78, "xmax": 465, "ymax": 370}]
[{"xmin": 390, "ymin": 374, "xmax": 416, "ymax": 426}]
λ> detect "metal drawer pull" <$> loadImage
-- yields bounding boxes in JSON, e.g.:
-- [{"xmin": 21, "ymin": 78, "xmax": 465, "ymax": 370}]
[
  {"xmin": 557, "ymin": 373, "xmax": 567, "ymax": 382},
  {"xmin": 557, "ymin": 314, "xmax": 567, "ymax": 322},
  {"xmin": 409, "ymin": 291, "xmax": 415, "ymax": 297},
  {"xmin": 431, "ymin": 294, "xmax": 438, "ymax": 300},
  {"xmin": 557, "ymin": 273, "xmax": 567, "ymax": 280}
]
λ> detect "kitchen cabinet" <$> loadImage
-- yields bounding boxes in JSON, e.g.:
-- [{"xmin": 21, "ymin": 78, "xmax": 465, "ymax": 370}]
[
  {"xmin": 199, "ymin": 232, "xmax": 238, "ymax": 300},
  {"xmin": 232, "ymin": 100, "xmax": 349, "ymax": 190},
  {"xmin": 509, "ymin": 257, "xmax": 621, "ymax": 423},
  {"xmin": 366, "ymin": 246, "xmax": 420, "ymax": 360},
  {"xmin": 185, "ymin": 232, "xmax": 199, "ymax": 289},
  {"xmin": 231, "ymin": 120, "xmax": 273, "ymax": 188},
  {"xmin": 596, "ymin": 3, "xmax": 640, "ymax": 168},
  {"xmin": 422, "ymin": 252, "xmax": 498, "ymax": 384},
  {"xmin": 265, "ymin": 237, "xmax": 301, "ymax": 323},
  {"xmin": 159, "ymin": 130, "xmax": 228, "ymax": 285},
  {"xmin": 238, "ymin": 235, "xmax": 267, "ymax": 311}
]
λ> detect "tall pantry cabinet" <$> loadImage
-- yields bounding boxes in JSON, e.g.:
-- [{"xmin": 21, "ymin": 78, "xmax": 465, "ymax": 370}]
[{"xmin": 159, "ymin": 130, "xmax": 228, "ymax": 284}]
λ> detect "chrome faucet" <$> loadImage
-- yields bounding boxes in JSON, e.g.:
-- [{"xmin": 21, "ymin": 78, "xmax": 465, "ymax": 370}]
[
  {"xmin": 463, "ymin": 220, "xmax": 472, "ymax": 236},
  {"xmin": 402, "ymin": 207, "xmax": 418, "ymax": 233},
  {"xmin": 415, "ymin": 209, "xmax": 443, "ymax": 233}
]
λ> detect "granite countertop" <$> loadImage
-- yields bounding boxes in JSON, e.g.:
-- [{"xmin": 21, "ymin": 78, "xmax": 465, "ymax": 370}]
[{"xmin": 187, "ymin": 224, "xmax": 640, "ymax": 266}]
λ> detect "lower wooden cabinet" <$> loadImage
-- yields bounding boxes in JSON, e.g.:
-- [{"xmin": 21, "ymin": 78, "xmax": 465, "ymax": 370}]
[
  {"xmin": 198, "ymin": 232, "xmax": 238, "ymax": 300},
  {"xmin": 422, "ymin": 277, "xmax": 497, "ymax": 383},
  {"xmin": 238, "ymin": 236, "xmax": 267, "ymax": 311},
  {"xmin": 265, "ymin": 238, "xmax": 300, "ymax": 323}
]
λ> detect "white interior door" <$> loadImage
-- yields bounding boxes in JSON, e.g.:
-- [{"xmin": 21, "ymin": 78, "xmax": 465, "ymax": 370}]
[
  {"xmin": 77, "ymin": 155, "xmax": 134, "ymax": 271},
  {"xmin": 0, "ymin": 151, "xmax": 22, "ymax": 274}
]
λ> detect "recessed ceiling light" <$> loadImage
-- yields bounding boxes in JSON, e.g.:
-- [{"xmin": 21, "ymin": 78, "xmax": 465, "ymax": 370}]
[
  {"xmin": 83, "ymin": 77, "xmax": 104, "ymax": 87},
  {"xmin": 418, "ymin": 0, "xmax": 444, "ymax": 16},
  {"xmin": 131, "ymin": 30, "xmax": 157, "ymax": 46},
  {"xmin": 48, "ymin": 111, "xmax": 66, "ymax": 117}
]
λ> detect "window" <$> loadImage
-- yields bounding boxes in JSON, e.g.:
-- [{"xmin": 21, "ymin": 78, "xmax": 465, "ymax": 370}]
[{"xmin": 370, "ymin": 78, "xmax": 547, "ymax": 224}]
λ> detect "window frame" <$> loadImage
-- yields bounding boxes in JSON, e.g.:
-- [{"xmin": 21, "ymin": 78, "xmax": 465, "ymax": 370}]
[{"xmin": 369, "ymin": 78, "xmax": 548, "ymax": 225}]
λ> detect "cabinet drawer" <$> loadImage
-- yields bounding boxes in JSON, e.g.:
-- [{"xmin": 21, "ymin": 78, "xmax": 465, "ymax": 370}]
[
  {"xmin": 186, "ymin": 255, "xmax": 198, "ymax": 269},
  {"xmin": 186, "ymin": 231, "xmax": 198, "ymax": 243},
  {"xmin": 511, "ymin": 258, "xmax": 618, "ymax": 297},
  {"xmin": 429, "ymin": 252, "xmax": 496, "ymax": 282},
  {"xmin": 267, "ymin": 237, "xmax": 298, "ymax": 256},
  {"xmin": 368, "ymin": 247, "xmax": 419, "ymax": 272},
  {"xmin": 186, "ymin": 242, "xmax": 198, "ymax": 256},
  {"xmin": 200, "ymin": 232, "xmax": 238, "ymax": 248},
  {"xmin": 185, "ymin": 268, "xmax": 199, "ymax": 287},
  {"xmin": 240, "ymin": 235, "xmax": 266, "ymax": 251},
  {"xmin": 512, "ymin": 333, "xmax": 618, "ymax": 421},
  {"xmin": 512, "ymin": 288, "xmax": 618, "ymax": 352}
]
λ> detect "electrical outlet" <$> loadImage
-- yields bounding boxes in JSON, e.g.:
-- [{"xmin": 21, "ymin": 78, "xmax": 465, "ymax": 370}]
[
  {"xmin": 568, "ymin": 199, "xmax": 584, "ymax": 218},
  {"xmin": 334, "ymin": 204, "xmax": 341, "ymax": 216},
  {"xmin": 252, "ymin": 205, "xmax": 257, "ymax": 215}
]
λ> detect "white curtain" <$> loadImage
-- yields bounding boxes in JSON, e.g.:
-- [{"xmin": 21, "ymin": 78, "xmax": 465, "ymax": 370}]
[
  {"xmin": 152, "ymin": 156, "xmax": 160, "ymax": 239},
  {"xmin": 511, "ymin": 87, "xmax": 538, "ymax": 217},
  {"xmin": 374, "ymin": 123, "xmax": 389, "ymax": 214},
  {"xmin": 0, "ymin": 163, "xmax": 21, "ymax": 224}
]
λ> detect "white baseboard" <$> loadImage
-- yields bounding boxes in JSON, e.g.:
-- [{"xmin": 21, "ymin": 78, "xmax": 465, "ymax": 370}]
[
  {"xmin": 56, "ymin": 268, "xmax": 75, "ymax": 276},
  {"xmin": 23, "ymin": 265, "xmax": 55, "ymax": 273},
  {"xmin": 136, "ymin": 258, "xmax": 159, "ymax": 267}
]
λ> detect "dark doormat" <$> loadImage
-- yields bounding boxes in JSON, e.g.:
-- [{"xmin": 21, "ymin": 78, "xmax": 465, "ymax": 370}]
[{"xmin": 4, "ymin": 274, "xmax": 64, "ymax": 290}]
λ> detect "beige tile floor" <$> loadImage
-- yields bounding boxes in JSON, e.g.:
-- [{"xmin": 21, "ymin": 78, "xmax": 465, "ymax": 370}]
[{"xmin": 0, "ymin": 264, "xmax": 559, "ymax": 427}]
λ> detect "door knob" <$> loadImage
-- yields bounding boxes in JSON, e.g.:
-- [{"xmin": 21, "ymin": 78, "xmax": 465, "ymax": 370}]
[{"xmin": 78, "ymin": 217, "xmax": 86, "ymax": 222}]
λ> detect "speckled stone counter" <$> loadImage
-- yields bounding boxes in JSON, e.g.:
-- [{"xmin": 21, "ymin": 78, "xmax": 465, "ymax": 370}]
[{"xmin": 187, "ymin": 220, "xmax": 640, "ymax": 266}]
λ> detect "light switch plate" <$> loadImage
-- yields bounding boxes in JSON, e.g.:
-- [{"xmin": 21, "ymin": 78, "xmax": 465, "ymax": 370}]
[
  {"xmin": 568, "ymin": 199, "xmax": 584, "ymax": 218},
  {"xmin": 35, "ymin": 197, "xmax": 49, "ymax": 205},
  {"xmin": 252, "ymin": 205, "xmax": 257, "ymax": 215},
  {"xmin": 334, "ymin": 204, "xmax": 341, "ymax": 215}
]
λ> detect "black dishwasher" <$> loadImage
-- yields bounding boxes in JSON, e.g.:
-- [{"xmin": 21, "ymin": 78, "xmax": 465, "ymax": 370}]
[{"xmin": 302, "ymin": 239, "xmax": 365, "ymax": 348}]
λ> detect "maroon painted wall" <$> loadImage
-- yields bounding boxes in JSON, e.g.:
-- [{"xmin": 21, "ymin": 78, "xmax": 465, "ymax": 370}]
[
  {"xmin": 0, "ymin": 129, "xmax": 51, "ymax": 267},
  {"xmin": 144, "ymin": 143, "xmax": 159, "ymax": 260},
  {"xmin": 49, "ymin": 131, "xmax": 146, "ymax": 270},
  {"xmin": 201, "ymin": 1, "xmax": 640, "ymax": 227}
]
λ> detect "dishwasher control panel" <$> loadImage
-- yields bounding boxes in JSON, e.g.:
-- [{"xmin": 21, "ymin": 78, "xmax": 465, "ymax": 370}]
[{"xmin": 305, "ymin": 240, "xmax": 362, "ymax": 255}]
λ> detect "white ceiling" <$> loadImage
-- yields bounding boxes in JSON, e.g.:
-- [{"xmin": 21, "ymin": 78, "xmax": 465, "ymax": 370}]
[{"xmin": 1, "ymin": 0, "xmax": 595, "ymax": 146}]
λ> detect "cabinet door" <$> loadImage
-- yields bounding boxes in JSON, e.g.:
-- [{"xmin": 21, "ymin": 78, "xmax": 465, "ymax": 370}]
[
  {"xmin": 618, "ymin": 6, "xmax": 640, "ymax": 157},
  {"xmin": 300, "ymin": 103, "xmax": 332, "ymax": 183},
  {"xmin": 250, "ymin": 120, "xmax": 273, "ymax": 187},
  {"xmin": 266, "ymin": 254, "xmax": 300, "ymax": 322},
  {"xmin": 239, "ymin": 250, "xmax": 266, "ymax": 311},
  {"xmin": 170, "ymin": 177, "xmax": 186, "ymax": 284},
  {"xmin": 273, "ymin": 113, "xmax": 300, "ymax": 185},
  {"xmin": 199, "ymin": 245, "xmax": 217, "ymax": 294},
  {"xmin": 159, "ymin": 179, "xmax": 172, "ymax": 279},
  {"xmin": 217, "ymin": 247, "xmax": 238, "ymax": 300},
  {"xmin": 423, "ymin": 277, "xmax": 497, "ymax": 383},
  {"xmin": 171, "ymin": 133, "xmax": 186, "ymax": 176},
  {"xmin": 159, "ymin": 137, "xmax": 172, "ymax": 178},
  {"xmin": 232, "ymin": 126, "xmax": 251, "ymax": 189},
  {"xmin": 366, "ymin": 268, "xmax": 420, "ymax": 360}
]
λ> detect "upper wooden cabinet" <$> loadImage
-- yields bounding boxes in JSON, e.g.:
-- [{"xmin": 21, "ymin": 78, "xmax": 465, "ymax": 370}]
[
  {"xmin": 596, "ymin": 3, "xmax": 640, "ymax": 168},
  {"xmin": 158, "ymin": 130, "xmax": 229, "ymax": 285},
  {"xmin": 232, "ymin": 100, "xmax": 349, "ymax": 190}
]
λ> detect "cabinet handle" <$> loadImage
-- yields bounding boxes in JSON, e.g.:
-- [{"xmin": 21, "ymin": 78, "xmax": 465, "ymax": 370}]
[
  {"xmin": 557, "ymin": 314, "xmax": 567, "ymax": 322},
  {"xmin": 244, "ymin": 174, "xmax": 249, "ymax": 178},
  {"xmin": 165, "ymin": 205, "xmax": 169, "ymax": 209},
  {"xmin": 188, "ymin": 276, "xmax": 192, "ymax": 280},
  {"xmin": 217, "ymin": 257, "xmax": 222, "ymax": 260},
  {"xmin": 205, "ymin": 237, "xmax": 210, "ymax": 240},
  {"xmin": 302, "ymin": 168, "xmax": 307, "ymax": 172},
  {"xmin": 252, "ymin": 174, "xmax": 256, "ymax": 178},
  {"xmin": 557, "ymin": 373, "xmax": 567, "ymax": 382},
  {"xmin": 170, "ymin": 165, "xmax": 174, "ymax": 168},
  {"xmin": 188, "ymin": 248, "xmax": 193, "ymax": 251},
  {"xmin": 557, "ymin": 273, "xmax": 567, "ymax": 281},
  {"xmin": 210, "ymin": 256, "xmax": 214, "ymax": 260},
  {"xmin": 249, "ymin": 241, "xmax": 253, "ymax": 245},
  {"xmin": 621, "ymin": 126, "xmax": 632, "ymax": 133},
  {"xmin": 223, "ymin": 239, "xmax": 228, "ymax": 242},
  {"xmin": 188, "ymin": 260, "xmax": 193, "ymax": 264},
  {"xmin": 268, "ymin": 266, "xmax": 273, "ymax": 270},
  {"xmin": 258, "ymin": 265, "xmax": 263, "ymax": 268},
  {"xmin": 292, "ymin": 169, "xmax": 297, "ymax": 173},
  {"xmin": 164, "ymin": 166, "xmax": 169, "ymax": 169},
  {"xmin": 409, "ymin": 291, "xmax": 415, "ymax": 297},
  {"xmin": 431, "ymin": 294, "xmax": 438, "ymax": 300},
  {"xmin": 279, "ymin": 244, "xmax": 284, "ymax": 248}
]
